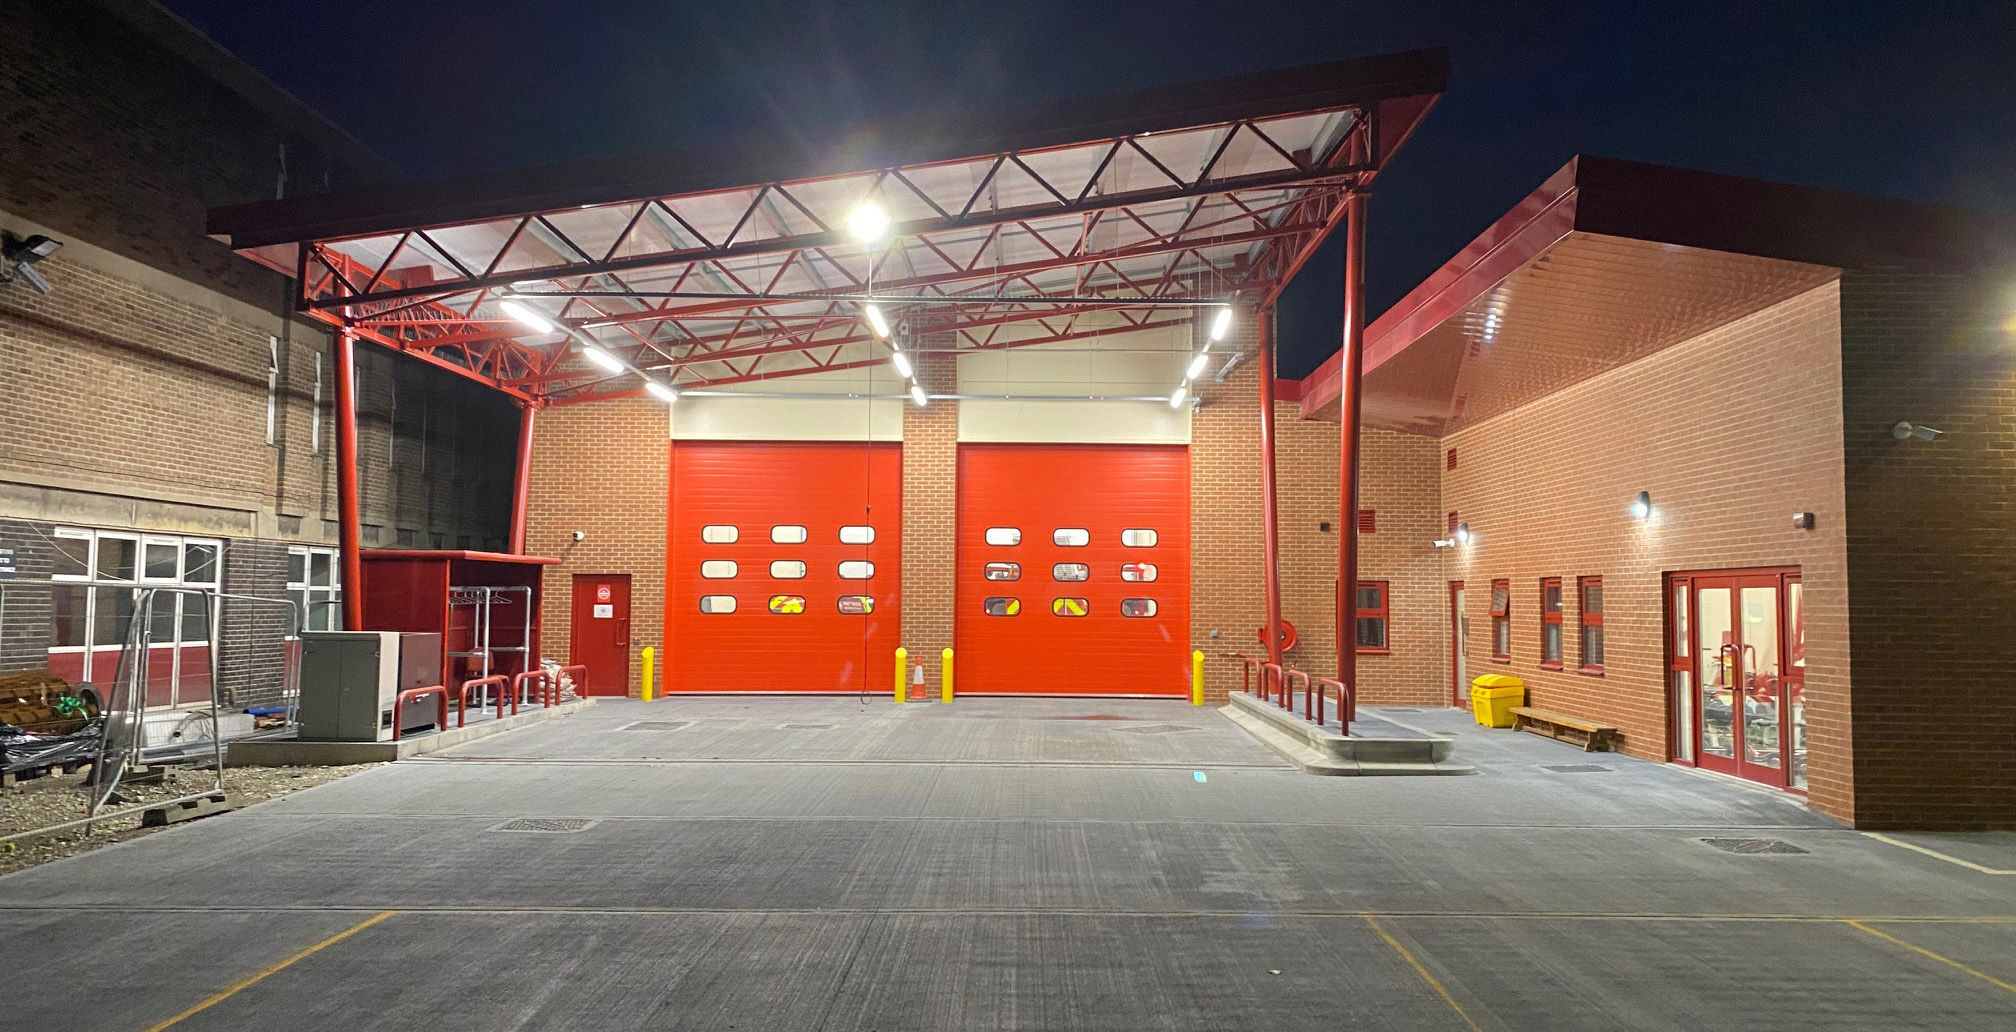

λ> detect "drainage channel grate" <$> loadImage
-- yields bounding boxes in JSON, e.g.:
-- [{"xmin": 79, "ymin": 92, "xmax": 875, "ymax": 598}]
[
  {"xmin": 491, "ymin": 818, "xmax": 599, "ymax": 834},
  {"xmin": 1699, "ymin": 837, "xmax": 1809, "ymax": 855},
  {"xmin": 1114, "ymin": 724, "xmax": 1202, "ymax": 735},
  {"xmin": 779, "ymin": 723, "xmax": 835, "ymax": 730},
  {"xmin": 616, "ymin": 720, "xmax": 691, "ymax": 732},
  {"xmin": 1543, "ymin": 764, "xmax": 1614, "ymax": 773}
]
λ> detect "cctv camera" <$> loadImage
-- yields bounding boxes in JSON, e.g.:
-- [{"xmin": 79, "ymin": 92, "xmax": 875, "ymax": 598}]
[
  {"xmin": 571, "ymin": 530, "xmax": 586, "ymax": 542},
  {"xmin": 8, "ymin": 262, "xmax": 53, "ymax": 295}
]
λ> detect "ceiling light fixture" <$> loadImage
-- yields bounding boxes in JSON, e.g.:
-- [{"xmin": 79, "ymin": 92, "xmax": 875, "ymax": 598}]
[
  {"xmin": 582, "ymin": 345, "xmax": 625, "ymax": 373},
  {"xmin": 1186, "ymin": 352, "xmax": 1210, "ymax": 381},
  {"xmin": 910, "ymin": 383, "xmax": 928, "ymax": 407},
  {"xmin": 1169, "ymin": 384, "xmax": 1190, "ymax": 408},
  {"xmin": 1209, "ymin": 305, "xmax": 1234, "ymax": 342},
  {"xmin": 499, "ymin": 298, "xmax": 554, "ymax": 334},
  {"xmin": 891, "ymin": 350, "xmax": 913, "ymax": 379},
  {"xmin": 848, "ymin": 202, "xmax": 890, "ymax": 243},
  {"xmin": 862, "ymin": 302, "xmax": 891, "ymax": 338},
  {"xmin": 645, "ymin": 381, "xmax": 679, "ymax": 403}
]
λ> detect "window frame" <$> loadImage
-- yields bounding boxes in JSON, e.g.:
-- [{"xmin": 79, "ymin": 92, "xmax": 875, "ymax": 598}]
[
  {"xmin": 1578, "ymin": 576, "xmax": 1605, "ymax": 675},
  {"xmin": 287, "ymin": 544, "xmax": 344, "ymax": 634},
  {"xmin": 52, "ymin": 527, "xmax": 225, "ymax": 708},
  {"xmin": 1354, "ymin": 579, "xmax": 1390, "ymax": 654},
  {"xmin": 1490, "ymin": 579, "xmax": 1512, "ymax": 663},
  {"xmin": 1539, "ymin": 577, "xmax": 1564, "ymax": 670}
]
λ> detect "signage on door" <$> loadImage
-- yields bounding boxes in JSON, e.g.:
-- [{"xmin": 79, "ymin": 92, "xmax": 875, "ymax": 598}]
[
  {"xmin": 596, "ymin": 584, "xmax": 612, "ymax": 602},
  {"xmin": 593, "ymin": 604, "xmax": 613, "ymax": 618}
]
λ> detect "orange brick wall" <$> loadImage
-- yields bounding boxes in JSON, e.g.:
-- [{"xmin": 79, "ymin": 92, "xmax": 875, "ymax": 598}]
[
  {"xmin": 1837, "ymin": 269, "xmax": 2016, "ymax": 830},
  {"xmin": 524, "ymin": 399, "xmax": 669, "ymax": 696},
  {"xmin": 1439, "ymin": 282, "xmax": 1854, "ymax": 820},
  {"xmin": 901, "ymin": 350, "xmax": 957, "ymax": 698}
]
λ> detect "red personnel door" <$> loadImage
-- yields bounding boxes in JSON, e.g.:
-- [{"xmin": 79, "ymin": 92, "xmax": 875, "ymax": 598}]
[
  {"xmin": 1670, "ymin": 567, "xmax": 1804, "ymax": 791},
  {"xmin": 570, "ymin": 574, "xmax": 632, "ymax": 696},
  {"xmin": 955, "ymin": 443, "xmax": 1190, "ymax": 695}
]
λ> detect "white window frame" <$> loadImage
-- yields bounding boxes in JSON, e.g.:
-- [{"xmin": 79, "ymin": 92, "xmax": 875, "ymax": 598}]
[
  {"xmin": 287, "ymin": 544, "xmax": 344, "ymax": 635},
  {"xmin": 51, "ymin": 527, "xmax": 224, "ymax": 710}
]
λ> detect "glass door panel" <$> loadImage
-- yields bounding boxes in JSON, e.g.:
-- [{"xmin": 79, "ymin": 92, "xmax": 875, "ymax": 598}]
[
  {"xmin": 1451, "ymin": 583, "xmax": 1468, "ymax": 706},
  {"xmin": 1785, "ymin": 579, "xmax": 1806, "ymax": 790},
  {"xmin": 1696, "ymin": 587, "xmax": 1737, "ymax": 766},
  {"xmin": 1738, "ymin": 586, "xmax": 1782, "ymax": 775}
]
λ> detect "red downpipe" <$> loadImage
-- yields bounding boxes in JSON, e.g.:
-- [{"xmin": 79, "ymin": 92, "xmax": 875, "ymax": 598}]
[
  {"xmin": 1257, "ymin": 306, "xmax": 1285, "ymax": 680},
  {"xmin": 509, "ymin": 403, "xmax": 537, "ymax": 554},
  {"xmin": 1337, "ymin": 189, "xmax": 1368, "ymax": 707},
  {"xmin": 333, "ymin": 324, "xmax": 366, "ymax": 631}
]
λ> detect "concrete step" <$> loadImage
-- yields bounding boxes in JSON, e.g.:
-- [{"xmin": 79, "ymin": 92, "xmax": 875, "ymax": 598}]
[{"xmin": 1221, "ymin": 691, "xmax": 1473, "ymax": 776}]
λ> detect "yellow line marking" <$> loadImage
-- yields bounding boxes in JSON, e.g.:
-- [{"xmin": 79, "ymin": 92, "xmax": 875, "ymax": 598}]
[
  {"xmin": 1865, "ymin": 833, "xmax": 2016, "ymax": 875},
  {"xmin": 1846, "ymin": 920, "xmax": 2016, "ymax": 996},
  {"xmin": 139, "ymin": 910, "xmax": 397, "ymax": 1032},
  {"xmin": 1362, "ymin": 913, "xmax": 1487, "ymax": 1032}
]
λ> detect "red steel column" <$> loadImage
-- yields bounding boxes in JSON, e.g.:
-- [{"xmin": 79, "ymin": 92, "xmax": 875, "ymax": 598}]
[
  {"xmin": 333, "ymin": 323, "xmax": 365, "ymax": 631},
  {"xmin": 1257, "ymin": 306, "xmax": 1285, "ymax": 675},
  {"xmin": 509, "ymin": 402, "xmax": 538, "ymax": 554},
  {"xmin": 1336, "ymin": 188, "xmax": 1368, "ymax": 702}
]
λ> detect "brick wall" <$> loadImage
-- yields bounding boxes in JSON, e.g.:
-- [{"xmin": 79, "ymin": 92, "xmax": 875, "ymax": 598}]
[
  {"xmin": 1439, "ymin": 283, "xmax": 1854, "ymax": 819},
  {"xmin": 1837, "ymin": 269, "xmax": 2016, "ymax": 830},
  {"xmin": 0, "ymin": 520, "xmax": 54, "ymax": 673},
  {"xmin": 901, "ymin": 351, "xmax": 956, "ymax": 698},
  {"xmin": 217, "ymin": 538, "xmax": 289, "ymax": 708},
  {"xmin": 525, "ymin": 400, "xmax": 669, "ymax": 696}
]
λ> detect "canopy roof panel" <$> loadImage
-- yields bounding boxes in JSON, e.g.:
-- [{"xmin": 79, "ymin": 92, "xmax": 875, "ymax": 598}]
[
  {"xmin": 210, "ymin": 49, "xmax": 1447, "ymax": 403},
  {"xmin": 1298, "ymin": 155, "xmax": 2001, "ymax": 434}
]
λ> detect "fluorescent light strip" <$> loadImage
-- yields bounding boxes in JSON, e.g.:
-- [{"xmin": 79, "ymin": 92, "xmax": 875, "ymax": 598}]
[
  {"xmin": 498, "ymin": 298, "xmax": 554, "ymax": 334},
  {"xmin": 582, "ymin": 346, "xmax": 625, "ymax": 373}
]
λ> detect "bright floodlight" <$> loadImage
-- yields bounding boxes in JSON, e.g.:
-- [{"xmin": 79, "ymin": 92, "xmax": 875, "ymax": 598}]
[
  {"xmin": 646, "ymin": 381, "xmax": 679, "ymax": 403},
  {"xmin": 1169, "ymin": 384, "xmax": 1190, "ymax": 408},
  {"xmin": 891, "ymin": 349, "xmax": 913, "ymax": 379},
  {"xmin": 582, "ymin": 346, "xmax": 624, "ymax": 373},
  {"xmin": 1209, "ymin": 305, "xmax": 1234, "ymax": 342},
  {"xmin": 1186, "ymin": 352, "xmax": 1210, "ymax": 381},
  {"xmin": 848, "ymin": 202, "xmax": 890, "ymax": 243},
  {"xmin": 862, "ymin": 302, "xmax": 891, "ymax": 338},
  {"xmin": 499, "ymin": 298, "xmax": 554, "ymax": 334},
  {"xmin": 910, "ymin": 383, "xmax": 928, "ymax": 407}
]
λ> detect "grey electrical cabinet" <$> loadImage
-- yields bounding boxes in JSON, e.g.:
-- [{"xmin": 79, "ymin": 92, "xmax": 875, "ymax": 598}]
[{"xmin": 298, "ymin": 631, "xmax": 445, "ymax": 741}]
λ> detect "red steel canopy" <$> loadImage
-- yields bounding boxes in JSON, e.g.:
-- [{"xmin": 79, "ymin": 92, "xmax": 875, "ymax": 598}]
[{"xmin": 210, "ymin": 49, "xmax": 1446, "ymax": 405}]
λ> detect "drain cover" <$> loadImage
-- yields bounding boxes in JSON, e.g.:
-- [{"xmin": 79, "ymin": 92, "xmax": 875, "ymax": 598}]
[
  {"xmin": 1115, "ymin": 723, "xmax": 1202, "ymax": 735},
  {"xmin": 1699, "ymin": 837, "xmax": 1809, "ymax": 855},
  {"xmin": 779, "ymin": 723, "xmax": 834, "ymax": 730},
  {"xmin": 1382, "ymin": 708, "xmax": 1424, "ymax": 713},
  {"xmin": 492, "ymin": 818, "xmax": 599, "ymax": 833},
  {"xmin": 617, "ymin": 720, "xmax": 691, "ymax": 732},
  {"xmin": 1544, "ymin": 764, "xmax": 1613, "ymax": 773}
]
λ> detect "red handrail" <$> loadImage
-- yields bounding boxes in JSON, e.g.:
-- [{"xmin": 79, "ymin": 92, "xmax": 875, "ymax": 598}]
[
  {"xmin": 1260, "ymin": 662, "xmax": 1285, "ymax": 709},
  {"xmin": 1286, "ymin": 668, "xmax": 1313, "ymax": 721},
  {"xmin": 1227, "ymin": 653, "xmax": 1260, "ymax": 697},
  {"xmin": 512, "ymin": 669, "xmax": 549, "ymax": 710},
  {"xmin": 458, "ymin": 675, "xmax": 510, "ymax": 725},
  {"xmin": 1317, "ymin": 676, "xmax": 1355, "ymax": 735},
  {"xmin": 559, "ymin": 664, "xmax": 588, "ymax": 704},
  {"xmin": 392, "ymin": 685, "xmax": 448, "ymax": 740}
]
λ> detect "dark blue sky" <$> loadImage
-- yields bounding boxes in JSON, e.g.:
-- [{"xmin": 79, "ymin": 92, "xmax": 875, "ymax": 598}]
[{"xmin": 164, "ymin": 0, "xmax": 2015, "ymax": 377}]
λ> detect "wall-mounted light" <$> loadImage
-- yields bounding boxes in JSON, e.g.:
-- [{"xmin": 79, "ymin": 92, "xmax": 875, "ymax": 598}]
[
  {"xmin": 848, "ymin": 202, "xmax": 890, "ymax": 243},
  {"xmin": 1, "ymin": 233, "xmax": 62, "ymax": 294},
  {"xmin": 1454, "ymin": 522, "xmax": 1471, "ymax": 545},
  {"xmin": 1630, "ymin": 491, "xmax": 1652, "ymax": 520},
  {"xmin": 645, "ymin": 381, "xmax": 679, "ymax": 403},
  {"xmin": 1892, "ymin": 421, "xmax": 1943, "ymax": 442},
  {"xmin": 581, "ymin": 345, "xmax": 625, "ymax": 373}
]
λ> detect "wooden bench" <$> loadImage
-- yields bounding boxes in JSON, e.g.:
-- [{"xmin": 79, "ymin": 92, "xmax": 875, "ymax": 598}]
[{"xmin": 1510, "ymin": 707, "xmax": 1619, "ymax": 752}]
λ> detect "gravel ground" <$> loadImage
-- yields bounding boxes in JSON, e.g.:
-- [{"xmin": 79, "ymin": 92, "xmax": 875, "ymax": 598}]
[{"xmin": 0, "ymin": 763, "xmax": 377, "ymax": 877}]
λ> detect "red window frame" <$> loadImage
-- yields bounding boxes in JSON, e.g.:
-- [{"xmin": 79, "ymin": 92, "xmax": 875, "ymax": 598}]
[
  {"xmin": 1539, "ymin": 577, "xmax": 1564, "ymax": 669},
  {"xmin": 1578, "ymin": 576, "xmax": 1604, "ymax": 674},
  {"xmin": 1489, "ymin": 579, "xmax": 1511, "ymax": 662},
  {"xmin": 1355, "ymin": 580, "xmax": 1390, "ymax": 654}
]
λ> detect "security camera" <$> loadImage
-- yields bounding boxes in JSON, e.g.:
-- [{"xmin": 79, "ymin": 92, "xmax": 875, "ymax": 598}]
[
  {"xmin": 571, "ymin": 530, "xmax": 586, "ymax": 542},
  {"xmin": 1891, "ymin": 422, "xmax": 1943, "ymax": 442},
  {"xmin": 1, "ymin": 232, "xmax": 61, "ymax": 294}
]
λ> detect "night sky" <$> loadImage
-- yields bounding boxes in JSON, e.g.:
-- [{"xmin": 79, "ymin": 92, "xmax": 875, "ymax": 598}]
[{"xmin": 162, "ymin": 0, "xmax": 2015, "ymax": 378}]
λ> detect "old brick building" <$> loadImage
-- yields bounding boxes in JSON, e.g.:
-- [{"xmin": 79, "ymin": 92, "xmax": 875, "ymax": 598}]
[{"xmin": 0, "ymin": 0, "xmax": 518, "ymax": 718}]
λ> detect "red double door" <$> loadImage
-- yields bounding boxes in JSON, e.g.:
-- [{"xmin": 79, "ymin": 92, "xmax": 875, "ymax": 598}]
[
  {"xmin": 1668, "ymin": 568, "xmax": 1806, "ymax": 790},
  {"xmin": 665, "ymin": 441, "xmax": 902, "ymax": 691},
  {"xmin": 954, "ymin": 444, "xmax": 1191, "ymax": 695}
]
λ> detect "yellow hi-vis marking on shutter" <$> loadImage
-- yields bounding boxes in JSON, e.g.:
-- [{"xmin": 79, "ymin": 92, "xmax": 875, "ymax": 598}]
[{"xmin": 1053, "ymin": 598, "xmax": 1088, "ymax": 616}]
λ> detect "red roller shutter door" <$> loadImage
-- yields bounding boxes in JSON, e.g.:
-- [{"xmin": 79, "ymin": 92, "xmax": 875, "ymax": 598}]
[
  {"xmin": 665, "ymin": 441, "xmax": 901, "ymax": 691},
  {"xmin": 956, "ymin": 443, "xmax": 1190, "ymax": 695}
]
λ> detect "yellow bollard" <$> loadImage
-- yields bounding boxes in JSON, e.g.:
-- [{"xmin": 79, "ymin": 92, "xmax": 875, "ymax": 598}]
[
  {"xmin": 1191, "ymin": 650, "xmax": 1206, "ymax": 706},
  {"xmin": 941, "ymin": 648, "xmax": 954, "ymax": 703},
  {"xmin": 641, "ymin": 646, "xmax": 656, "ymax": 701},
  {"xmin": 894, "ymin": 647, "xmax": 907, "ymax": 703}
]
